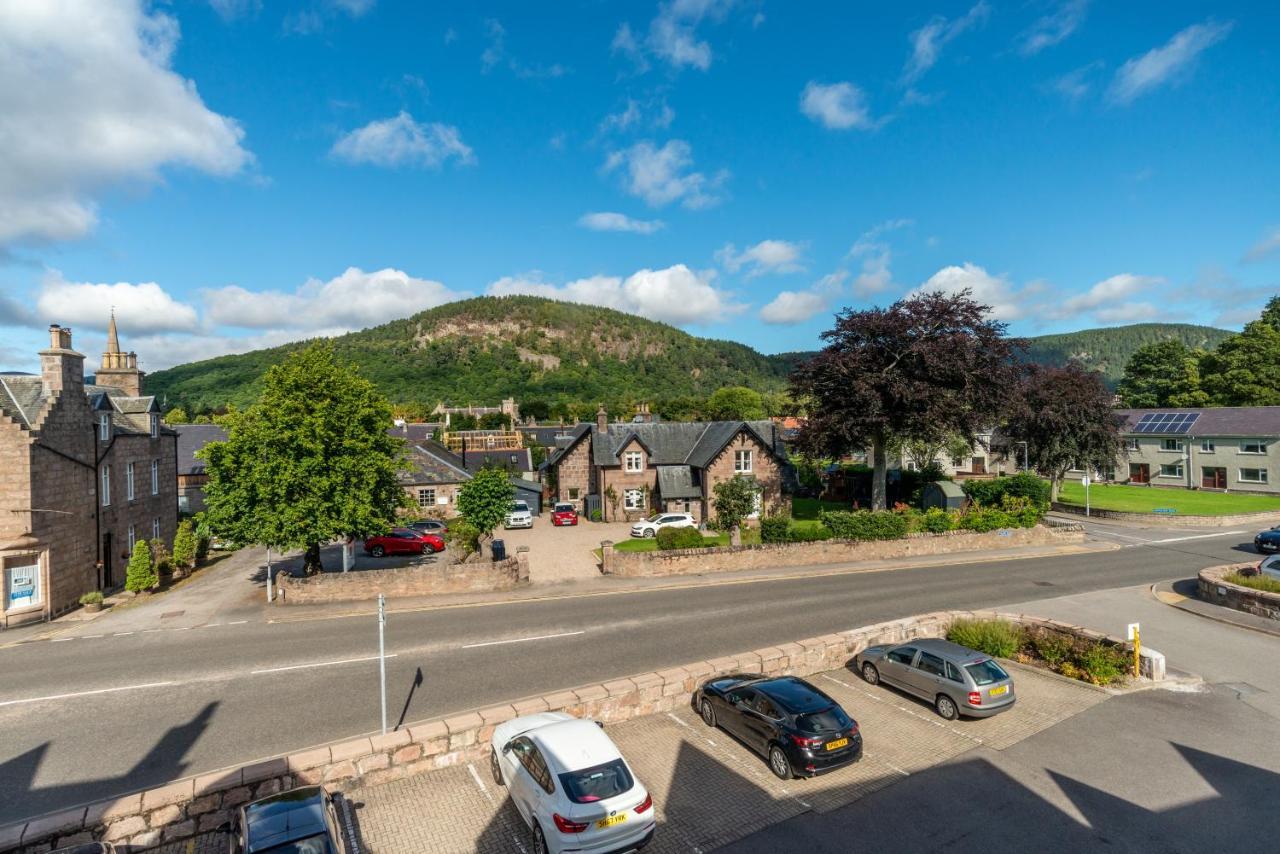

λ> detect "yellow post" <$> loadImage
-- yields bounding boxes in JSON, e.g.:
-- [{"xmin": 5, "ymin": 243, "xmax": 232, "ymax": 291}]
[{"xmin": 1133, "ymin": 627, "xmax": 1141, "ymax": 677}]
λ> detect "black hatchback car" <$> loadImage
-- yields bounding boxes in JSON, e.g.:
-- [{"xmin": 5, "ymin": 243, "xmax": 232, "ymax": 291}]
[
  {"xmin": 224, "ymin": 785, "xmax": 348, "ymax": 853},
  {"xmin": 1255, "ymin": 527, "xmax": 1280, "ymax": 553},
  {"xmin": 694, "ymin": 674, "xmax": 862, "ymax": 779}
]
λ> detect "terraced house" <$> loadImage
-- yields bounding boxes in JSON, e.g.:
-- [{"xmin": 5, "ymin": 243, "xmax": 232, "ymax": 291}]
[
  {"xmin": 545, "ymin": 406, "xmax": 791, "ymax": 523},
  {"xmin": 0, "ymin": 318, "xmax": 177, "ymax": 627},
  {"xmin": 1109, "ymin": 407, "xmax": 1280, "ymax": 494}
]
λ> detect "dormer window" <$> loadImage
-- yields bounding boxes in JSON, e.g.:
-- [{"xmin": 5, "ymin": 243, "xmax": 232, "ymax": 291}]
[
  {"xmin": 98, "ymin": 413, "xmax": 110, "ymax": 441},
  {"xmin": 150, "ymin": 414, "xmax": 159, "ymax": 438},
  {"xmin": 624, "ymin": 451, "xmax": 644, "ymax": 472}
]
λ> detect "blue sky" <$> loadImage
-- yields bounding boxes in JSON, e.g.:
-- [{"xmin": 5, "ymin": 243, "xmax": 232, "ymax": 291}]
[{"xmin": 1, "ymin": 0, "xmax": 1278, "ymax": 372}]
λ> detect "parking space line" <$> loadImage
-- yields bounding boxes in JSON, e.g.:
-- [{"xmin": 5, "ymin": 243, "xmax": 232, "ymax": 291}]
[
  {"xmin": 820, "ymin": 674, "xmax": 983, "ymax": 746},
  {"xmin": 666, "ymin": 712, "xmax": 691, "ymax": 728},
  {"xmin": 466, "ymin": 762, "xmax": 495, "ymax": 805},
  {"xmin": 251, "ymin": 653, "xmax": 397, "ymax": 675}
]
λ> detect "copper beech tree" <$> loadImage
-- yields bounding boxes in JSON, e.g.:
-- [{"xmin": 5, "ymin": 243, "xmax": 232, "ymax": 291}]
[{"xmin": 790, "ymin": 289, "xmax": 1025, "ymax": 510}]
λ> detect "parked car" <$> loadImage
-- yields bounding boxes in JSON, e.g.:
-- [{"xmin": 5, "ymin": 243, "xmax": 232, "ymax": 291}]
[
  {"xmin": 551, "ymin": 502, "xmax": 579, "ymax": 526},
  {"xmin": 52, "ymin": 845, "xmax": 116, "ymax": 854},
  {"xmin": 222, "ymin": 784, "xmax": 349, "ymax": 853},
  {"xmin": 694, "ymin": 674, "xmax": 862, "ymax": 779},
  {"xmin": 491, "ymin": 712, "xmax": 655, "ymax": 854},
  {"xmin": 363, "ymin": 528, "xmax": 445, "ymax": 557},
  {"xmin": 1241, "ymin": 554, "xmax": 1280, "ymax": 581},
  {"xmin": 1254, "ymin": 526, "xmax": 1280, "ymax": 553},
  {"xmin": 407, "ymin": 518, "xmax": 449, "ymax": 535},
  {"xmin": 506, "ymin": 501, "xmax": 534, "ymax": 529},
  {"xmin": 629, "ymin": 512, "xmax": 696, "ymax": 539},
  {"xmin": 855, "ymin": 638, "xmax": 1016, "ymax": 720}
]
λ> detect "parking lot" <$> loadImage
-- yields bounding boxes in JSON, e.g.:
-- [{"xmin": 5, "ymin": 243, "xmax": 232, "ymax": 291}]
[
  {"xmin": 342, "ymin": 662, "xmax": 1107, "ymax": 853},
  {"xmin": 493, "ymin": 517, "xmax": 634, "ymax": 584}
]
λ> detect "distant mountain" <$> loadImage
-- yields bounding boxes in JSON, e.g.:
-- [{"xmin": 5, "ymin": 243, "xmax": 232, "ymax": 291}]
[{"xmin": 145, "ymin": 299, "xmax": 1234, "ymax": 412}]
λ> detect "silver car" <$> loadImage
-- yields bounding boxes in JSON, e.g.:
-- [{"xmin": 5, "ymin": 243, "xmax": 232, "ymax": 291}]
[{"xmin": 854, "ymin": 638, "xmax": 1016, "ymax": 720}]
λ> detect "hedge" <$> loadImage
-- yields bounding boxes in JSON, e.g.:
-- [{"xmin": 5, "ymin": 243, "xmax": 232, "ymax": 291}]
[
  {"xmin": 819, "ymin": 510, "xmax": 910, "ymax": 541},
  {"xmin": 962, "ymin": 473, "xmax": 1050, "ymax": 510},
  {"xmin": 657, "ymin": 526, "xmax": 706, "ymax": 550}
]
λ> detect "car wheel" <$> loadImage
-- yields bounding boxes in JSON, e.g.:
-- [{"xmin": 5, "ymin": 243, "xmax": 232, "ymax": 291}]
[
  {"xmin": 370, "ymin": 545, "xmax": 385, "ymax": 557},
  {"xmin": 645, "ymin": 528, "xmax": 656, "ymax": 538},
  {"xmin": 768, "ymin": 745, "xmax": 792, "ymax": 780},
  {"xmin": 490, "ymin": 749, "xmax": 504, "ymax": 786},
  {"xmin": 533, "ymin": 821, "xmax": 550, "ymax": 854},
  {"xmin": 421, "ymin": 543, "xmax": 436, "ymax": 555},
  {"xmin": 935, "ymin": 694, "xmax": 959, "ymax": 721},
  {"xmin": 699, "ymin": 697, "xmax": 717, "ymax": 728},
  {"xmin": 861, "ymin": 662, "xmax": 880, "ymax": 685}
]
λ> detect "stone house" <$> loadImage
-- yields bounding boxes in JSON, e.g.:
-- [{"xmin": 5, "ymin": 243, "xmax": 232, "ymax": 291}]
[
  {"xmin": 399, "ymin": 440, "xmax": 472, "ymax": 518},
  {"xmin": 544, "ymin": 407, "xmax": 791, "ymax": 523},
  {"xmin": 0, "ymin": 319, "xmax": 178, "ymax": 627},
  {"xmin": 174, "ymin": 423, "xmax": 227, "ymax": 514}
]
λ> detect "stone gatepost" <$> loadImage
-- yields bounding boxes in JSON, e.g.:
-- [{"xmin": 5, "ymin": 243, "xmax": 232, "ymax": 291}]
[
  {"xmin": 600, "ymin": 541, "xmax": 614, "ymax": 574},
  {"xmin": 515, "ymin": 546, "xmax": 531, "ymax": 583}
]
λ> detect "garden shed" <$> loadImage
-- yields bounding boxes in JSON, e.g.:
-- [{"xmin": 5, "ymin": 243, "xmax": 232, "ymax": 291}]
[{"xmin": 922, "ymin": 480, "xmax": 966, "ymax": 511}]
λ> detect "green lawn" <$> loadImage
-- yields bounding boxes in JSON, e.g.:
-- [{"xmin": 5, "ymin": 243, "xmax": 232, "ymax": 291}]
[
  {"xmin": 1057, "ymin": 481, "xmax": 1280, "ymax": 515},
  {"xmin": 610, "ymin": 529, "xmax": 761, "ymax": 553},
  {"xmin": 791, "ymin": 497, "xmax": 847, "ymax": 533}
]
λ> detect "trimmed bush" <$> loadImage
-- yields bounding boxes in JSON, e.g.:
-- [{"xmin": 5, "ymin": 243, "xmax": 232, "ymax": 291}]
[
  {"xmin": 920, "ymin": 508, "xmax": 954, "ymax": 534},
  {"xmin": 125, "ymin": 539, "xmax": 157, "ymax": 593},
  {"xmin": 957, "ymin": 508, "xmax": 1016, "ymax": 532},
  {"xmin": 79, "ymin": 591, "xmax": 104, "ymax": 606},
  {"xmin": 961, "ymin": 478, "xmax": 1005, "ymax": 507},
  {"xmin": 1077, "ymin": 642, "xmax": 1128, "ymax": 685},
  {"xmin": 788, "ymin": 525, "xmax": 834, "ymax": 542},
  {"xmin": 962, "ymin": 473, "xmax": 1051, "ymax": 511},
  {"xmin": 449, "ymin": 520, "xmax": 481, "ymax": 557},
  {"xmin": 819, "ymin": 510, "xmax": 910, "ymax": 541},
  {"xmin": 172, "ymin": 519, "xmax": 197, "ymax": 569},
  {"xmin": 657, "ymin": 526, "xmax": 706, "ymax": 550},
  {"xmin": 947, "ymin": 618, "xmax": 1024, "ymax": 658},
  {"xmin": 760, "ymin": 515, "xmax": 791, "ymax": 544}
]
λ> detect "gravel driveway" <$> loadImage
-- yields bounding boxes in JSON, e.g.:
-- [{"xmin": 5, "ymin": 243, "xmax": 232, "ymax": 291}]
[{"xmin": 493, "ymin": 517, "xmax": 633, "ymax": 583}]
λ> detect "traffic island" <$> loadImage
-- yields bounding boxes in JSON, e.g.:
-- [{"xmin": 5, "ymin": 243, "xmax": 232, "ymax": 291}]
[{"xmin": 1197, "ymin": 563, "xmax": 1280, "ymax": 622}]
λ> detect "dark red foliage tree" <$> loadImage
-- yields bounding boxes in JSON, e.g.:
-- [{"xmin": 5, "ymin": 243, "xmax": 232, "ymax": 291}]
[{"xmin": 790, "ymin": 289, "xmax": 1025, "ymax": 509}]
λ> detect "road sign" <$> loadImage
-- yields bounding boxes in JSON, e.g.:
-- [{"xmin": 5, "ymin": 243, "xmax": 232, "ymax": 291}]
[
  {"xmin": 1081, "ymin": 476, "xmax": 1090, "ymax": 486},
  {"xmin": 1127, "ymin": 622, "xmax": 1139, "ymax": 640}
]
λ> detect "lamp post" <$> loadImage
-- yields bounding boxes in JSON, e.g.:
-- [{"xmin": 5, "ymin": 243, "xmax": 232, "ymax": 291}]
[{"xmin": 1016, "ymin": 441, "xmax": 1028, "ymax": 472}]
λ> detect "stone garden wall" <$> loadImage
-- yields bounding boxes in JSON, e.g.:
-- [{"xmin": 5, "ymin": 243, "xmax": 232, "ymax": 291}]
[
  {"xmin": 274, "ymin": 552, "xmax": 529, "ymax": 604},
  {"xmin": 1198, "ymin": 563, "xmax": 1280, "ymax": 621}
]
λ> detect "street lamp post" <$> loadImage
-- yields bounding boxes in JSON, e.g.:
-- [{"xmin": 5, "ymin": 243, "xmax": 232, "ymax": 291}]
[{"xmin": 1016, "ymin": 441, "xmax": 1028, "ymax": 472}]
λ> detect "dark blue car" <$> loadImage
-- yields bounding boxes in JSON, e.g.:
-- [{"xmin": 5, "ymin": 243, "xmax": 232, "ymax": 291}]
[
  {"xmin": 1254, "ymin": 527, "xmax": 1280, "ymax": 553},
  {"xmin": 225, "ymin": 785, "xmax": 348, "ymax": 853}
]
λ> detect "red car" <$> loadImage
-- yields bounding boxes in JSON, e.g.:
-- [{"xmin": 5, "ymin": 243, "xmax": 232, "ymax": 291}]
[
  {"xmin": 364, "ymin": 528, "xmax": 445, "ymax": 557},
  {"xmin": 551, "ymin": 502, "xmax": 579, "ymax": 526}
]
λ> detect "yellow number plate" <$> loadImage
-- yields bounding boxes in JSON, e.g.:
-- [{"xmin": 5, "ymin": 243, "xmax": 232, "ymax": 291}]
[
  {"xmin": 597, "ymin": 815, "xmax": 627, "ymax": 829},
  {"xmin": 825, "ymin": 738, "xmax": 849, "ymax": 751},
  {"xmin": 989, "ymin": 685, "xmax": 1008, "ymax": 697}
]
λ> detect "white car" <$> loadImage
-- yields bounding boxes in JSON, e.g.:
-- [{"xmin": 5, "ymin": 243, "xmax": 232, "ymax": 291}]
[
  {"xmin": 505, "ymin": 501, "xmax": 534, "ymax": 529},
  {"xmin": 1247, "ymin": 555, "xmax": 1280, "ymax": 581},
  {"xmin": 490, "ymin": 713, "xmax": 655, "ymax": 854},
  {"xmin": 630, "ymin": 512, "xmax": 696, "ymax": 538}
]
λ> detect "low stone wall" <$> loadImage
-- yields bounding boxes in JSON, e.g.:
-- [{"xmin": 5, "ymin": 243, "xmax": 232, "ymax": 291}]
[
  {"xmin": 275, "ymin": 552, "xmax": 529, "ymax": 604},
  {"xmin": 1198, "ymin": 563, "xmax": 1280, "ymax": 621},
  {"xmin": 601, "ymin": 523, "xmax": 1083, "ymax": 577},
  {"xmin": 1, "ymin": 603, "xmax": 1158, "ymax": 853},
  {"xmin": 1052, "ymin": 502, "xmax": 1280, "ymax": 528}
]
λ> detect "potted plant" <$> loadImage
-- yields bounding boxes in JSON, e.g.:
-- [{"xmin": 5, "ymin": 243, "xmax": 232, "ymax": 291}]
[{"xmin": 79, "ymin": 591, "xmax": 104, "ymax": 613}]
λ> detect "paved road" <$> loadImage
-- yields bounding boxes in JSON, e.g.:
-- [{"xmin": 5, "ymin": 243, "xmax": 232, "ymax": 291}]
[{"xmin": 0, "ymin": 527, "xmax": 1257, "ymax": 824}]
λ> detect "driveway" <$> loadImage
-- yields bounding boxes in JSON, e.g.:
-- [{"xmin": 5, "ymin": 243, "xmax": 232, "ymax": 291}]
[{"xmin": 493, "ymin": 517, "xmax": 633, "ymax": 584}]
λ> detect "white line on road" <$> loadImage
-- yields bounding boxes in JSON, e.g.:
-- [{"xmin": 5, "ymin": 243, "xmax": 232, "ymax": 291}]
[
  {"xmin": 114, "ymin": 632, "xmax": 134, "ymax": 637},
  {"xmin": 82, "ymin": 634, "xmax": 103, "ymax": 639},
  {"xmin": 0, "ymin": 681, "xmax": 176, "ymax": 707},
  {"xmin": 51, "ymin": 637, "xmax": 73, "ymax": 642},
  {"xmin": 467, "ymin": 762, "xmax": 496, "ymax": 805},
  {"xmin": 1147, "ymin": 530, "xmax": 1245, "ymax": 544},
  {"xmin": 461, "ymin": 630, "xmax": 585, "ymax": 649},
  {"xmin": 228, "ymin": 620, "xmax": 248, "ymax": 625},
  {"xmin": 666, "ymin": 712, "xmax": 691, "ymax": 728},
  {"xmin": 251, "ymin": 654, "xmax": 398, "ymax": 675}
]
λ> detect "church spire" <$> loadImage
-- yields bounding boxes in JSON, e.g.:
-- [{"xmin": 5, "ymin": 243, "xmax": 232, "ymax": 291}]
[{"xmin": 106, "ymin": 309, "xmax": 121, "ymax": 355}]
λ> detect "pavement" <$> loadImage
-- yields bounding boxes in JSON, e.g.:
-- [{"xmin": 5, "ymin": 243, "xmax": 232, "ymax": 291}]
[{"xmin": 0, "ymin": 520, "xmax": 1264, "ymax": 826}]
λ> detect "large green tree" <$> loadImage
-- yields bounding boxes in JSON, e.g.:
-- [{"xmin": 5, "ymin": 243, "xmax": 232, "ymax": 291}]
[
  {"xmin": 704, "ymin": 386, "xmax": 767, "ymax": 421},
  {"xmin": 456, "ymin": 467, "xmax": 516, "ymax": 535},
  {"xmin": 1200, "ymin": 297, "xmax": 1280, "ymax": 405},
  {"xmin": 712, "ymin": 475, "xmax": 761, "ymax": 546},
  {"xmin": 199, "ymin": 343, "xmax": 407, "ymax": 573},
  {"xmin": 1116, "ymin": 339, "xmax": 1209, "ymax": 408},
  {"xmin": 790, "ymin": 290, "xmax": 1025, "ymax": 509}
]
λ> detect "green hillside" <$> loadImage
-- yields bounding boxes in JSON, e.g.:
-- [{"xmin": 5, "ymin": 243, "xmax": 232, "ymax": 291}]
[{"xmin": 1025, "ymin": 323, "xmax": 1232, "ymax": 386}]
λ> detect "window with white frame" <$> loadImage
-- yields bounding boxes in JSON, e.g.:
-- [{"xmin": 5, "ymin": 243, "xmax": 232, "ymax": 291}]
[
  {"xmin": 101, "ymin": 467, "xmax": 110, "ymax": 506},
  {"xmin": 418, "ymin": 488, "xmax": 435, "ymax": 508},
  {"xmin": 127, "ymin": 525, "xmax": 135, "ymax": 552},
  {"xmin": 624, "ymin": 488, "xmax": 645, "ymax": 510},
  {"xmin": 1160, "ymin": 438, "xmax": 1183, "ymax": 452},
  {"xmin": 1125, "ymin": 438, "xmax": 1140, "ymax": 451},
  {"xmin": 98, "ymin": 413, "xmax": 110, "ymax": 441},
  {"xmin": 152, "ymin": 518, "xmax": 160, "ymax": 540},
  {"xmin": 150, "ymin": 414, "xmax": 159, "ymax": 438},
  {"xmin": 151, "ymin": 459, "xmax": 159, "ymax": 495},
  {"xmin": 624, "ymin": 451, "xmax": 643, "ymax": 472},
  {"xmin": 734, "ymin": 449, "xmax": 753, "ymax": 473},
  {"xmin": 1200, "ymin": 440, "xmax": 1215, "ymax": 453},
  {"xmin": 1241, "ymin": 440, "xmax": 1267, "ymax": 454},
  {"xmin": 1159, "ymin": 463, "xmax": 1184, "ymax": 478},
  {"xmin": 1240, "ymin": 467, "xmax": 1269, "ymax": 484},
  {"xmin": 126, "ymin": 462, "xmax": 135, "ymax": 501}
]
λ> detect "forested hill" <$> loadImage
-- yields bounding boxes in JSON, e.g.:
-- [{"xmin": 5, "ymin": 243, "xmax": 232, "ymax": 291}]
[
  {"xmin": 145, "ymin": 298, "xmax": 1233, "ymax": 413},
  {"xmin": 1025, "ymin": 323, "xmax": 1231, "ymax": 386},
  {"xmin": 146, "ymin": 296, "xmax": 794, "ymax": 414}
]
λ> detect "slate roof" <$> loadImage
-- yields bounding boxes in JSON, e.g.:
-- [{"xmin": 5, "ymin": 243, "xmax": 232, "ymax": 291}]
[
  {"xmin": 387, "ymin": 422, "xmax": 442, "ymax": 443},
  {"xmin": 518, "ymin": 425, "xmax": 587, "ymax": 447},
  {"xmin": 656, "ymin": 465, "xmax": 701, "ymax": 499},
  {"xmin": 401, "ymin": 440, "xmax": 472, "ymax": 485},
  {"xmin": 461, "ymin": 448, "xmax": 533, "ymax": 473},
  {"xmin": 0, "ymin": 375, "xmax": 44, "ymax": 427},
  {"xmin": 589, "ymin": 420, "xmax": 786, "ymax": 468},
  {"xmin": 510, "ymin": 476, "xmax": 543, "ymax": 494},
  {"xmin": 0, "ymin": 374, "xmax": 166, "ymax": 437},
  {"xmin": 1117, "ymin": 407, "xmax": 1280, "ymax": 438},
  {"xmin": 175, "ymin": 424, "xmax": 228, "ymax": 475}
]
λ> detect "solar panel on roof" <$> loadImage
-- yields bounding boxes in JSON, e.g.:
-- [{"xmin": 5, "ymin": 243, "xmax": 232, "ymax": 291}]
[{"xmin": 1133, "ymin": 412, "xmax": 1200, "ymax": 434}]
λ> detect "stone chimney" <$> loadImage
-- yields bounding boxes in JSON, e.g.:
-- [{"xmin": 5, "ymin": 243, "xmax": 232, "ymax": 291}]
[
  {"xmin": 39, "ymin": 324, "xmax": 85, "ymax": 394},
  {"xmin": 596, "ymin": 404, "xmax": 608, "ymax": 433},
  {"xmin": 634, "ymin": 401, "xmax": 653, "ymax": 423}
]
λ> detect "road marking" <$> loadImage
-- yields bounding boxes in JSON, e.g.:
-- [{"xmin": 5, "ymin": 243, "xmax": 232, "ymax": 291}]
[
  {"xmin": 82, "ymin": 634, "xmax": 103, "ymax": 639},
  {"xmin": 229, "ymin": 620, "xmax": 248, "ymax": 625},
  {"xmin": 666, "ymin": 712, "xmax": 691, "ymax": 728},
  {"xmin": 1147, "ymin": 530, "xmax": 1245, "ymax": 544},
  {"xmin": 819, "ymin": 674, "xmax": 983, "ymax": 745},
  {"xmin": 51, "ymin": 637, "xmax": 73, "ymax": 642},
  {"xmin": 0, "ymin": 681, "xmax": 175, "ymax": 707},
  {"xmin": 467, "ymin": 762, "xmax": 496, "ymax": 805},
  {"xmin": 461, "ymin": 630, "xmax": 584, "ymax": 649},
  {"xmin": 114, "ymin": 632, "xmax": 134, "ymax": 637},
  {"xmin": 251, "ymin": 654, "xmax": 397, "ymax": 675}
]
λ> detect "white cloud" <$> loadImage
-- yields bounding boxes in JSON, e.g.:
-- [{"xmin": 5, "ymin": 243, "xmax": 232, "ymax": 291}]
[
  {"xmin": 1093, "ymin": 302, "xmax": 1161, "ymax": 323},
  {"xmin": 716, "ymin": 240, "xmax": 805, "ymax": 277},
  {"xmin": 1017, "ymin": 0, "xmax": 1089, "ymax": 56},
  {"xmin": 203, "ymin": 267, "xmax": 468, "ymax": 331},
  {"xmin": 577, "ymin": 212, "xmax": 665, "ymax": 234},
  {"xmin": 1048, "ymin": 62, "xmax": 1103, "ymax": 102},
  {"xmin": 0, "ymin": 0, "xmax": 251, "ymax": 245},
  {"xmin": 283, "ymin": 0, "xmax": 373, "ymax": 34},
  {"xmin": 122, "ymin": 326, "xmax": 358, "ymax": 371},
  {"xmin": 912, "ymin": 262, "xmax": 1025, "ymax": 321},
  {"xmin": 1052, "ymin": 273, "xmax": 1163, "ymax": 318},
  {"xmin": 486, "ymin": 264, "xmax": 743, "ymax": 326},
  {"xmin": 1108, "ymin": 20, "xmax": 1233, "ymax": 105},
  {"xmin": 598, "ymin": 98, "xmax": 674, "ymax": 135},
  {"xmin": 614, "ymin": 0, "xmax": 737, "ymax": 73},
  {"xmin": 208, "ymin": 0, "xmax": 261, "ymax": 20},
  {"xmin": 481, "ymin": 18, "xmax": 567, "ymax": 79},
  {"xmin": 849, "ymin": 219, "xmax": 911, "ymax": 297},
  {"xmin": 34, "ymin": 272, "xmax": 200, "ymax": 335},
  {"xmin": 604, "ymin": 140, "xmax": 727, "ymax": 209},
  {"xmin": 760, "ymin": 272, "xmax": 847, "ymax": 325},
  {"xmin": 331, "ymin": 112, "xmax": 473, "ymax": 169},
  {"xmin": 902, "ymin": 2, "xmax": 990, "ymax": 86},
  {"xmin": 800, "ymin": 82, "xmax": 877, "ymax": 131},
  {"xmin": 1244, "ymin": 226, "xmax": 1280, "ymax": 263}
]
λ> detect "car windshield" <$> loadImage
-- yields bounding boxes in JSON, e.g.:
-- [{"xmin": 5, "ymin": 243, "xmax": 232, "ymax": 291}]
[
  {"xmin": 558, "ymin": 759, "xmax": 634, "ymax": 804},
  {"xmin": 797, "ymin": 706, "xmax": 851, "ymax": 734},
  {"xmin": 646, "ymin": 513, "xmax": 663, "ymax": 522},
  {"xmin": 964, "ymin": 659, "xmax": 1010, "ymax": 686},
  {"xmin": 554, "ymin": 504, "xmax": 574, "ymax": 513},
  {"xmin": 510, "ymin": 502, "xmax": 528, "ymax": 512},
  {"xmin": 254, "ymin": 833, "xmax": 335, "ymax": 854}
]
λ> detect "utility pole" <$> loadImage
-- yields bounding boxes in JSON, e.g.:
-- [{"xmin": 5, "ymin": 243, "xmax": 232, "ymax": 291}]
[{"xmin": 378, "ymin": 593, "xmax": 388, "ymax": 735}]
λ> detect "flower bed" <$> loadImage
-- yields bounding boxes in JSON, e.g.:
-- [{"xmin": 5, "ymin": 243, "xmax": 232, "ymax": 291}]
[{"xmin": 946, "ymin": 618, "xmax": 1132, "ymax": 686}]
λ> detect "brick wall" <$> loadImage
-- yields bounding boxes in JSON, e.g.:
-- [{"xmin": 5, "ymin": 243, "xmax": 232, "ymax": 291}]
[
  {"xmin": 702, "ymin": 431, "xmax": 785, "ymax": 520},
  {"xmin": 602, "ymin": 524, "xmax": 1083, "ymax": 577},
  {"xmin": 275, "ymin": 553, "xmax": 529, "ymax": 604},
  {"xmin": 554, "ymin": 439, "xmax": 593, "ymax": 508},
  {"xmin": 1198, "ymin": 563, "xmax": 1280, "ymax": 621}
]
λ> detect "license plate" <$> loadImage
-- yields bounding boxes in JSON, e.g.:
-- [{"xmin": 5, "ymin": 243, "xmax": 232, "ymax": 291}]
[
  {"xmin": 597, "ymin": 815, "xmax": 627, "ymax": 829},
  {"xmin": 989, "ymin": 685, "xmax": 1008, "ymax": 697},
  {"xmin": 825, "ymin": 738, "xmax": 849, "ymax": 751}
]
